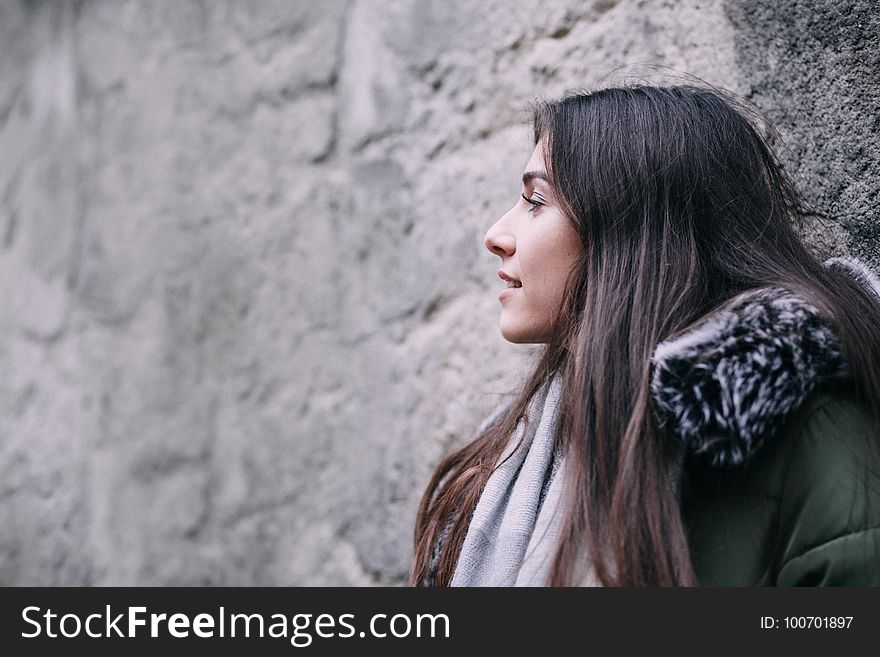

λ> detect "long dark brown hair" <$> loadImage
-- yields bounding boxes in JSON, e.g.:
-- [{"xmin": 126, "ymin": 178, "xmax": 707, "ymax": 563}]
[{"xmin": 411, "ymin": 83, "xmax": 880, "ymax": 586}]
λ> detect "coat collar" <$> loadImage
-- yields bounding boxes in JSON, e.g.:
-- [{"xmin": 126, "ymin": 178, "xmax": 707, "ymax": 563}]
[{"xmin": 649, "ymin": 256, "xmax": 880, "ymax": 468}]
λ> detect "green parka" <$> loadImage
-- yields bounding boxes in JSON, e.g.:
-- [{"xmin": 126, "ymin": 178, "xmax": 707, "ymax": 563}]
[
  {"xmin": 682, "ymin": 388, "xmax": 880, "ymax": 585},
  {"xmin": 650, "ymin": 255, "xmax": 880, "ymax": 586}
]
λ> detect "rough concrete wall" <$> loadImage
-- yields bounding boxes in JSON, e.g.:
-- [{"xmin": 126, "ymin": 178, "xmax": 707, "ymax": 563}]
[
  {"xmin": 725, "ymin": 0, "xmax": 880, "ymax": 263},
  {"xmin": 0, "ymin": 0, "xmax": 875, "ymax": 585}
]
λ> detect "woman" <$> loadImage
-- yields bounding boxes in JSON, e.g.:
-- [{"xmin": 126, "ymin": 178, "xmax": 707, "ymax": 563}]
[{"xmin": 410, "ymin": 84, "xmax": 880, "ymax": 587}]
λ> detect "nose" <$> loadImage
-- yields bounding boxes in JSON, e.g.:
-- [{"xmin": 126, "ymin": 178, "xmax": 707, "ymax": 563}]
[{"xmin": 483, "ymin": 209, "xmax": 515, "ymax": 257}]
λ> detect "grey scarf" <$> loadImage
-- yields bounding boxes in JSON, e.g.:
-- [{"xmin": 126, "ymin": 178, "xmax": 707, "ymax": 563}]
[{"xmin": 449, "ymin": 370, "xmax": 600, "ymax": 586}]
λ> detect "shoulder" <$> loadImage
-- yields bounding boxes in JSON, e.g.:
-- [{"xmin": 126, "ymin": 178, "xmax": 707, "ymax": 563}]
[
  {"xmin": 681, "ymin": 388, "xmax": 880, "ymax": 586},
  {"xmin": 679, "ymin": 389, "xmax": 870, "ymax": 501},
  {"xmin": 772, "ymin": 389, "xmax": 880, "ymax": 585},
  {"xmin": 782, "ymin": 390, "xmax": 878, "ymax": 474}
]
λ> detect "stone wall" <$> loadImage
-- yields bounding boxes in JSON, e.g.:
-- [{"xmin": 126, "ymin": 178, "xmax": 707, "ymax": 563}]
[{"xmin": 0, "ymin": 0, "xmax": 876, "ymax": 585}]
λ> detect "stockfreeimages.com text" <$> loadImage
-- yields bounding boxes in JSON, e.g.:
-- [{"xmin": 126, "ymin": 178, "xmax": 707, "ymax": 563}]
[{"xmin": 22, "ymin": 606, "xmax": 450, "ymax": 646}]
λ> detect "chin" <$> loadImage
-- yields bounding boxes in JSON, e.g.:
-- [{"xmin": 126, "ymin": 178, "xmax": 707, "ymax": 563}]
[{"xmin": 499, "ymin": 321, "xmax": 539, "ymax": 344}]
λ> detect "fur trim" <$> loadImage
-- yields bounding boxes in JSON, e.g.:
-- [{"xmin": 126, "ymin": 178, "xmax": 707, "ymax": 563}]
[{"xmin": 649, "ymin": 256, "xmax": 879, "ymax": 468}]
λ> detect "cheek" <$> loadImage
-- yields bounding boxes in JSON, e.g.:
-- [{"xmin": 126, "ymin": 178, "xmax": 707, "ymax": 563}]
[
  {"xmin": 520, "ymin": 262, "xmax": 563, "ymax": 316},
  {"xmin": 533, "ymin": 244, "xmax": 577, "ymax": 307},
  {"xmin": 526, "ymin": 236, "xmax": 571, "ymax": 286}
]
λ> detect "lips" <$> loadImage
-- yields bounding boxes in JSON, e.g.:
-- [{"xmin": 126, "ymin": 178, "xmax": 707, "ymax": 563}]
[
  {"xmin": 498, "ymin": 270, "xmax": 522, "ymax": 288},
  {"xmin": 498, "ymin": 286, "xmax": 519, "ymax": 301},
  {"xmin": 497, "ymin": 270, "xmax": 522, "ymax": 303}
]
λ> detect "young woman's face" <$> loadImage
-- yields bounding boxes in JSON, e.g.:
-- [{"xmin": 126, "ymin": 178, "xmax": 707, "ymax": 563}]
[{"xmin": 483, "ymin": 141, "xmax": 581, "ymax": 343}]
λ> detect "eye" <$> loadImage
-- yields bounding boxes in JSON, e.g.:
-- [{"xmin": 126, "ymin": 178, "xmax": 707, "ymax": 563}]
[{"xmin": 521, "ymin": 193, "xmax": 545, "ymax": 213}]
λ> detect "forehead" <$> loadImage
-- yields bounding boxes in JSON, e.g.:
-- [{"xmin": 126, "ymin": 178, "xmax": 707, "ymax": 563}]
[{"xmin": 524, "ymin": 142, "xmax": 546, "ymax": 172}]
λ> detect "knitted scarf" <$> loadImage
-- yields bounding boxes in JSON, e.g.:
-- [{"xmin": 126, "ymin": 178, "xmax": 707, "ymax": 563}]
[{"xmin": 448, "ymin": 370, "xmax": 600, "ymax": 586}]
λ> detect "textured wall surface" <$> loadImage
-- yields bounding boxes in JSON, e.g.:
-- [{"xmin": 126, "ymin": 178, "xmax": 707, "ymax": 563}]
[{"xmin": 0, "ymin": 0, "xmax": 876, "ymax": 585}]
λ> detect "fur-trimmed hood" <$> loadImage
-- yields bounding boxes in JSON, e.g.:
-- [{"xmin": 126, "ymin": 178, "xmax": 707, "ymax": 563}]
[{"xmin": 649, "ymin": 256, "xmax": 880, "ymax": 469}]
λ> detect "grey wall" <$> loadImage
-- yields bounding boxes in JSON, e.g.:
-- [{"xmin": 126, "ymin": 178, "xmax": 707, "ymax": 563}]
[{"xmin": 0, "ymin": 0, "xmax": 876, "ymax": 585}]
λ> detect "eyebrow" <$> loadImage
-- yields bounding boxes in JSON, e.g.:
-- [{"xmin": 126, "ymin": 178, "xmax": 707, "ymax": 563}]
[{"xmin": 522, "ymin": 170, "xmax": 549, "ymax": 186}]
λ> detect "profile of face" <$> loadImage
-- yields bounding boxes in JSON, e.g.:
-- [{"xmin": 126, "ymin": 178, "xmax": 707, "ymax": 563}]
[{"xmin": 483, "ymin": 140, "xmax": 582, "ymax": 344}]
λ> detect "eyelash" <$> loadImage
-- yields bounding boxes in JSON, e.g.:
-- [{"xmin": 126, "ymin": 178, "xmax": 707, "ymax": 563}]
[{"xmin": 521, "ymin": 193, "xmax": 544, "ymax": 213}]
